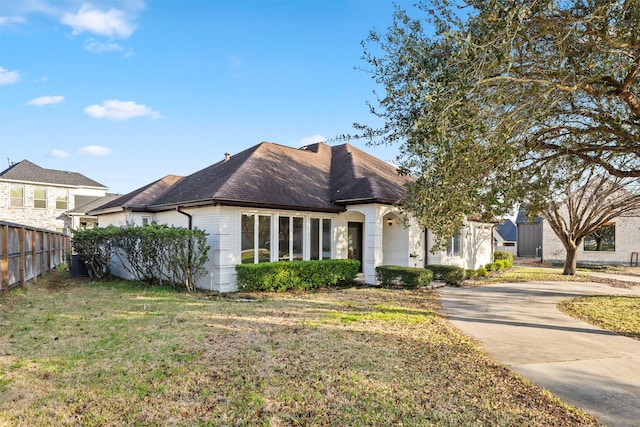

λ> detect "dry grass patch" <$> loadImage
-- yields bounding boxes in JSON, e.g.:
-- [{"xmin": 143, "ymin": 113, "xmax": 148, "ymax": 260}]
[
  {"xmin": 0, "ymin": 270, "xmax": 598, "ymax": 426},
  {"xmin": 465, "ymin": 266, "xmax": 635, "ymax": 288},
  {"xmin": 558, "ymin": 296, "xmax": 640, "ymax": 340}
]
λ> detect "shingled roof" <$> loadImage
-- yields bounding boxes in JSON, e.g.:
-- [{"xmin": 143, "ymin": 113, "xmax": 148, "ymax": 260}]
[
  {"xmin": 0, "ymin": 160, "xmax": 106, "ymax": 188},
  {"xmin": 91, "ymin": 142, "xmax": 407, "ymax": 215},
  {"xmin": 90, "ymin": 175, "xmax": 184, "ymax": 214}
]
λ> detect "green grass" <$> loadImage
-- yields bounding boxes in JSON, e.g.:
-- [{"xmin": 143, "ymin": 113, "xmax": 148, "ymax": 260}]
[
  {"xmin": 464, "ymin": 266, "xmax": 591, "ymax": 285},
  {"xmin": 0, "ymin": 270, "xmax": 598, "ymax": 426},
  {"xmin": 558, "ymin": 296, "xmax": 640, "ymax": 340}
]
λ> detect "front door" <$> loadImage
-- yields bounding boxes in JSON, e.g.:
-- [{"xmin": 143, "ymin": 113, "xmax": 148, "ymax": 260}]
[{"xmin": 348, "ymin": 222, "xmax": 363, "ymax": 272}]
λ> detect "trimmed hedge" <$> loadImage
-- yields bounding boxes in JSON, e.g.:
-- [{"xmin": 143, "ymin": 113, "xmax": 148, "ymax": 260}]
[
  {"xmin": 235, "ymin": 259, "xmax": 360, "ymax": 292},
  {"xmin": 475, "ymin": 267, "xmax": 488, "ymax": 277},
  {"xmin": 424, "ymin": 264, "xmax": 466, "ymax": 286},
  {"xmin": 485, "ymin": 262, "xmax": 500, "ymax": 271},
  {"xmin": 495, "ymin": 259, "xmax": 511, "ymax": 270},
  {"xmin": 494, "ymin": 251, "xmax": 514, "ymax": 267},
  {"xmin": 376, "ymin": 266, "xmax": 433, "ymax": 288}
]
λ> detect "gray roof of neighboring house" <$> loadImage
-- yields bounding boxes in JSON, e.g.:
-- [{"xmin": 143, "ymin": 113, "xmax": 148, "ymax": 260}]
[
  {"xmin": 70, "ymin": 193, "xmax": 121, "ymax": 215},
  {"xmin": 495, "ymin": 218, "xmax": 517, "ymax": 242},
  {"xmin": 516, "ymin": 210, "xmax": 543, "ymax": 224},
  {"xmin": 90, "ymin": 142, "xmax": 408, "ymax": 215},
  {"xmin": 0, "ymin": 160, "xmax": 106, "ymax": 188}
]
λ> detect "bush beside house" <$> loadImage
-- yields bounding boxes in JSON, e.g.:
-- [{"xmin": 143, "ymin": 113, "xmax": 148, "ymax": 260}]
[
  {"xmin": 424, "ymin": 265, "xmax": 467, "ymax": 286},
  {"xmin": 376, "ymin": 266, "xmax": 433, "ymax": 288},
  {"xmin": 235, "ymin": 259, "xmax": 360, "ymax": 292}
]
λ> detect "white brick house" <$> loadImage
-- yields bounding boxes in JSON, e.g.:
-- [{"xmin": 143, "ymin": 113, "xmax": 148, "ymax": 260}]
[
  {"xmin": 542, "ymin": 214, "xmax": 640, "ymax": 266},
  {"xmin": 90, "ymin": 142, "xmax": 495, "ymax": 292}
]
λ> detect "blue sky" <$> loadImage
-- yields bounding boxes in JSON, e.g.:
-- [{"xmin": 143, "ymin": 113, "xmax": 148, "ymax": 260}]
[{"xmin": 0, "ymin": 0, "xmax": 411, "ymax": 194}]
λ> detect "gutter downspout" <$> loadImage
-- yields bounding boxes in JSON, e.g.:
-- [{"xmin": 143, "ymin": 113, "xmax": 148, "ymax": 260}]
[
  {"xmin": 176, "ymin": 206, "xmax": 195, "ymax": 290},
  {"xmin": 176, "ymin": 206, "xmax": 193, "ymax": 230}
]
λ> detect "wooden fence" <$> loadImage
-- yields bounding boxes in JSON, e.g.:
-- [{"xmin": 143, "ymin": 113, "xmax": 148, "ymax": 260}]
[{"xmin": 1, "ymin": 221, "xmax": 71, "ymax": 296}]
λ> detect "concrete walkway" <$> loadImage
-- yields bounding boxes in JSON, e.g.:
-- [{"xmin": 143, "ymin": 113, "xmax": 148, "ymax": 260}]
[{"xmin": 439, "ymin": 280, "xmax": 640, "ymax": 427}]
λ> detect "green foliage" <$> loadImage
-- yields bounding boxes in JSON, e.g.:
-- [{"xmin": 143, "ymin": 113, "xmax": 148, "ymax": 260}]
[
  {"xmin": 475, "ymin": 267, "xmax": 488, "ymax": 277},
  {"xmin": 376, "ymin": 266, "xmax": 433, "ymax": 288},
  {"xmin": 71, "ymin": 226, "xmax": 118, "ymax": 279},
  {"xmin": 485, "ymin": 262, "xmax": 500, "ymax": 272},
  {"xmin": 495, "ymin": 259, "xmax": 511, "ymax": 270},
  {"xmin": 353, "ymin": 0, "xmax": 640, "ymax": 248},
  {"xmin": 494, "ymin": 251, "xmax": 513, "ymax": 264},
  {"xmin": 465, "ymin": 269, "xmax": 476, "ymax": 279},
  {"xmin": 424, "ymin": 265, "xmax": 466, "ymax": 286},
  {"xmin": 72, "ymin": 224, "xmax": 209, "ymax": 291},
  {"xmin": 235, "ymin": 260, "xmax": 360, "ymax": 292},
  {"xmin": 494, "ymin": 251, "xmax": 514, "ymax": 268}
]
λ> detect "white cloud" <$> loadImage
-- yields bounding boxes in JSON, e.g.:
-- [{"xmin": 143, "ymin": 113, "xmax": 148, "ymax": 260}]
[
  {"xmin": 78, "ymin": 145, "xmax": 112, "ymax": 156},
  {"xmin": 27, "ymin": 95, "xmax": 64, "ymax": 106},
  {"xmin": 50, "ymin": 149, "xmax": 69, "ymax": 158},
  {"xmin": 297, "ymin": 134, "xmax": 327, "ymax": 147},
  {"xmin": 84, "ymin": 99, "xmax": 161, "ymax": 120},
  {"xmin": 0, "ymin": 16, "xmax": 26, "ymax": 25},
  {"xmin": 61, "ymin": 4, "xmax": 135, "ymax": 39},
  {"xmin": 84, "ymin": 39, "xmax": 124, "ymax": 53},
  {"xmin": 0, "ymin": 67, "xmax": 20, "ymax": 85}
]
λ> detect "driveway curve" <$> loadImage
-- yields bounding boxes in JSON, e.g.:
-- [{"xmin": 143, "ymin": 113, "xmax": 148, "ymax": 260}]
[{"xmin": 439, "ymin": 281, "xmax": 640, "ymax": 427}]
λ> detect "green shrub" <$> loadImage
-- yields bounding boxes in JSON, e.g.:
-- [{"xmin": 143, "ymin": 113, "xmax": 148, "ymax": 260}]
[
  {"xmin": 494, "ymin": 251, "xmax": 514, "ymax": 267},
  {"xmin": 235, "ymin": 259, "xmax": 360, "ymax": 292},
  {"xmin": 495, "ymin": 259, "xmax": 511, "ymax": 270},
  {"xmin": 475, "ymin": 267, "xmax": 488, "ymax": 277},
  {"xmin": 424, "ymin": 265, "xmax": 466, "ymax": 286},
  {"xmin": 485, "ymin": 262, "xmax": 500, "ymax": 271},
  {"xmin": 465, "ymin": 269, "xmax": 476, "ymax": 279},
  {"xmin": 72, "ymin": 224, "xmax": 209, "ymax": 291},
  {"xmin": 376, "ymin": 266, "xmax": 433, "ymax": 288}
]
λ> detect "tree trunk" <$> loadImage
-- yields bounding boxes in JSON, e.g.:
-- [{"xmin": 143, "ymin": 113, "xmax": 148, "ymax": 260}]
[{"xmin": 563, "ymin": 246, "xmax": 578, "ymax": 275}]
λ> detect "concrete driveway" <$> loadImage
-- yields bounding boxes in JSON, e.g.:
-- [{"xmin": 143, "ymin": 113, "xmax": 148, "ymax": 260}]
[{"xmin": 439, "ymin": 281, "xmax": 640, "ymax": 427}]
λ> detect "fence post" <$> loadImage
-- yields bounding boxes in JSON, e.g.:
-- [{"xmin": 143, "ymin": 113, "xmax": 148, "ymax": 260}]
[
  {"xmin": 31, "ymin": 228, "xmax": 37, "ymax": 282},
  {"xmin": 19, "ymin": 227, "xmax": 26, "ymax": 288},
  {"xmin": 1, "ymin": 224, "xmax": 8, "ymax": 297}
]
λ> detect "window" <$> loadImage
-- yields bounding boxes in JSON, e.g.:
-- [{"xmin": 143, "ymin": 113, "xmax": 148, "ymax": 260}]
[
  {"xmin": 10, "ymin": 185, "xmax": 24, "ymax": 207},
  {"xmin": 34, "ymin": 187, "xmax": 47, "ymax": 208},
  {"xmin": 278, "ymin": 216, "xmax": 304, "ymax": 261},
  {"xmin": 292, "ymin": 217, "xmax": 303, "ymax": 260},
  {"xmin": 584, "ymin": 223, "xmax": 615, "ymax": 251},
  {"xmin": 322, "ymin": 219, "xmax": 331, "ymax": 259},
  {"xmin": 310, "ymin": 218, "xmax": 332, "ymax": 260},
  {"xmin": 241, "ymin": 214, "xmax": 271, "ymax": 264},
  {"xmin": 142, "ymin": 216, "xmax": 151, "ymax": 226},
  {"xmin": 446, "ymin": 232, "xmax": 462, "ymax": 257},
  {"xmin": 56, "ymin": 189, "xmax": 68, "ymax": 210}
]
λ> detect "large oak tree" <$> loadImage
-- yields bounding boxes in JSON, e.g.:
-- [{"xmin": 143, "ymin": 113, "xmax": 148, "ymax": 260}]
[{"xmin": 356, "ymin": 0, "xmax": 640, "ymax": 273}]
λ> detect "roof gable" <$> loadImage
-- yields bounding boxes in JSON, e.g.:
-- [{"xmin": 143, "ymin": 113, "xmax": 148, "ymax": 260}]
[
  {"xmin": 0, "ymin": 160, "xmax": 106, "ymax": 188},
  {"xmin": 495, "ymin": 219, "xmax": 517, "ymax": 242},
  {"xmin": 90, "ymin": 175, "xmax": 183, "ymax": 214},
  {"xmin": 330, "ymin": 144, "xmax": 406, "ymax": 204}
]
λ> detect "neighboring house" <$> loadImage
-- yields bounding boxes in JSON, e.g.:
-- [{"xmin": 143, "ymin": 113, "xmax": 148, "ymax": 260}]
[
  {"xmin": 494, "ymin": 218, "xmax": 517, "ymax": 256},
  {"xmin": 90, "ymin": 142, "xmax": 495, "ymax": 291},
  {"xmin": 0, "ymin": 160, "xmax": 109, "ymax": 233},
  {"xmin": 516, "ymin": 210, "xmax": 543, "ymax": 257},
  {"xmin": 542, "ymin": 214, "xmax": 640, "ymax": 266}
]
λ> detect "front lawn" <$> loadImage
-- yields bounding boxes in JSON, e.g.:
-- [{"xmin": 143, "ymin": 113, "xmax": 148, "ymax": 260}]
[
  {"xmin": 464, "ymin": 266, "xmax": 591, "ymax": 285},
  {"xmin": 558, "ymin": 296, "xmax": 640, "ymax": 340},
  {"xmin": 465, "ymin": 266, "xmax": 638, "ymax": 288},
  {"xmin": 0, "ymin": 271, "xmax": 597, "ymax": 426}
]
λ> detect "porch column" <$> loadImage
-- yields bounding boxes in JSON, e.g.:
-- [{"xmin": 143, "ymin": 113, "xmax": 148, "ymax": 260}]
[{"xmin": 363, "ymin": 206, "xmax": 385, "ymax": 284}]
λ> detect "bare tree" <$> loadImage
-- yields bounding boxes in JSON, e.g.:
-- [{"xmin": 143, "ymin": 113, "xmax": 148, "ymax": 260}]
[{"xmin": 541, "ymin": 169, "xmax": 640, "ymax": 274}]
